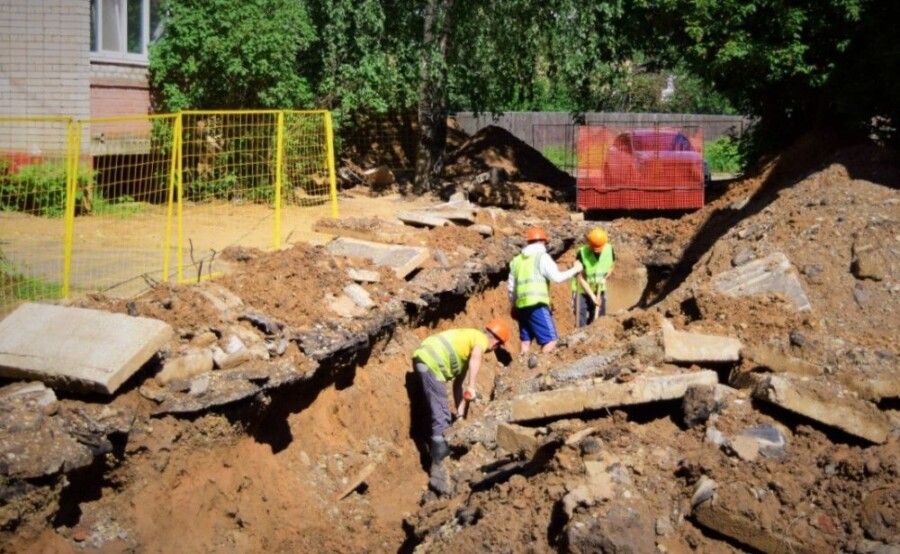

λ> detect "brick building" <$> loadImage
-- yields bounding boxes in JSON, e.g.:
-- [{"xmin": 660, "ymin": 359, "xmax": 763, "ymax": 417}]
[{"xmin": 1, "ymin": 0, "xmax": 161, "ymax": 135}]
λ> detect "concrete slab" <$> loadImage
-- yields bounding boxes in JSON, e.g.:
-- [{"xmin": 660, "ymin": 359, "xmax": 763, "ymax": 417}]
[
  {"xmin": 510, "ymin": 369, "xmax": 718, "ymax": 422},
  {"xmin": 712, "ymin": 252, "xmax": 812, "ymax": 311},
  {"xmin": 693, "ymin": 500, "xmax": 825, "ymax": 554},
  {"xmin": 495, "ymin": 422, "xmax": 540, "ymax": 457},
  {"xmin": 744, "ymin": 344, "xmax": 822, "ymax": 376},
  {"xmin": 0, "ymin": 303, "xmax": 173, "ymax": 394},
  {"xmin": 662, "ymin": 320, "xmax": 742, "ymax": 363},
  {"xmin": 397, "ymin": 211, "xmax": 451, "ymax": 228},
  {"xmin": 326, "ymin": 237, "xmax": 430, "ymax": 279},
  {"xmin": 753, "ymin": 374, "xmax": 890, "ymax": 444}
]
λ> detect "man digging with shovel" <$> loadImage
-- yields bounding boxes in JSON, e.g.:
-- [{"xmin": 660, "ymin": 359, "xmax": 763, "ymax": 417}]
[
  {"xmin": 572, "ymin": 227, "xmax": 615, "ymax": 327},
  {"xmin": 412, "ymin": 318, "xmax": 511, "ymax": 495}
]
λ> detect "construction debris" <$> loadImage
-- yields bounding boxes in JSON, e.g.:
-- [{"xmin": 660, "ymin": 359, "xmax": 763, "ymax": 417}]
[
  {"xmin": 744, "ymin": 344, "xmax": 823, "ymax": 376},
  {"xmin": 495, "ymin": 423, "xmax": 540, "ymax": 457},
  {"xmin": 693, "ymin": 500, "xmax": 825, "ymax": 554},
  {"xmin": 711, "ymin": 252, "xmax": 812, "ymax": 311},
  {"xmin": 0, "ymin": 303, "xmax": 173, "ymax": 394},
  {"xmin": 661, "ymin": 319, "xmax": 742, "ymax": 363},
  {"xmin": 510, "ymin": 369, "xmax": 718, "ymax": 422},
  {"xmin": 156, "ymin": 349, "xmax": 214, "ymax": 385},
  {"xmin": 753, "ymin": 374, "xmax": 890, "ymax": 444},
  {"xmin": 347, "ymin": 268, "xmax": 381, "ymax": 283},
  {"xmin": 336, "ymin": 463, "xmax": 377, "ymax": 500},
  {"xmin": 397, "ymin": 211, "xmax": 451, "ymax": 228},
  {"xmin": 326, "ymin": 237, "xmax": 430, "ymax": 279}
]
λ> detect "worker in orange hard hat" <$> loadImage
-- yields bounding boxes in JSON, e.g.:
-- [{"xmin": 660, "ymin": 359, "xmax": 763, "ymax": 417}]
[
  {"xmin": 508, "ymin": 226, "xmax": 583, "ymax": 361},
  {"xmin": 571, "ymin": 227, "xmax": 615, "ymax": 327},
  {"xmin": 411, "ymin": 318, "xmax": 511, "ymax": 493}
]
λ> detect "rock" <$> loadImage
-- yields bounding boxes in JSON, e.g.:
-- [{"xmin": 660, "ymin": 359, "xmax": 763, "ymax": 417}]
[
  {"xmin": 336, "ymin": 463, "xmax": 377, "ymax": 500},
  {"xmin": 433, "ymin": 249, "xmax": 450, "ymax": 268},
  {"xmin": 510, "ymin": 369, "xmax": 719, "ymax": 422},
  {"xmin": 0, "ymin": 381, "xmax": 57, "ymax": 408},
  {"xmin": 157, "ymin": 349, "xmax": 214, "ymax": 385},
  {"xmin": 731, "ymin": 246, "xmax": 755, "ymax": 267},
  {"xmin": 854, "ymin": 283, "xmax": 871, "ymax": 307},
  {"xmin": 343, "ymin": 284, "xmax": 376, "ymax": 310},
  {"xmin": 565, "ymin": 500, "xmax": 655, "ymax": 554},
  {"xmin": 397, "ymin": 211, "xmax": 451, "ymax": 228},
  {"xmin": 347, "ymin": 268, "xmax": 380, "ymax": 283},
  {"xmin": 694, "ymin": 499, "xmax": 826, "ymax": 554},
  {"xmin": 189, "ymin": 374, "xmax": 210, "ymax": 396},
  {"xmin": 744, "ymin": 344, "xmax": 822, "ymax": 376},
  {"xmin": 564, "ymin": 426, "xmax": 598, "ymax": 446},
  {"xmin": 627, "ymin": 333, "xmax": 664, "ymax": 362},
  {"xmin": 191, "ymin": 331, "xmax": 218, "ymax": 348},
  {"xmin": 471, "ymin": 224, "xmax": 494, "ymax": 237},
  {"xmin": 195, "ymin": 282, "xmax": 244, "ymax": 314},
  {"xmin": 495, "ymin": 423, "xmax": 540, "ymax": 457},
  {"xmin": 223, "ymin": 335, "xmax": 246, "ymax": 354},
  {"xmin": 661, "ymin": 320, "xmax": 742, "ymax": 363},
  {"xmin": 238, "ymin": 312, "xmax": 284, "ymax": 335},
  {"xmin": 789, "ymin": 330, "xmax": 807, "ymax": 347},
  {"xmin": 428, "ymin": 465, "xmax": 453, "ymax": 496},
  {"xmin": 712, "ymin": 252, "xmax": 812, "ymax": 311},
  {"xmin": 682, "ymin": 384, "xmax": 719, "ymax": 428},
  {"xmin": 655, "ymin": 516, "xmax": 674, "ymax": 536},
  {"xmin": 327, "ymin": 294, "xmax": 367, "ymax": 319},
  {"xmin": 549, "ymin": 351, "xmax": 623, "ymax": 382},
  {"xmin": 691, "ymin": 476, "xmax": 717, "ymax": 508},
  {"xmin": 705, "ymin": 426, "xmax": 726, "ymax": 447},
  {"xmin": 0, "ymin": 303, "xmax": 174, "ymax": 394},
  {"xmin": 211, "ymin": 346, "xmax": 253, "ymax": 370},
  {"xmin": 852, "ymin": 240, "xmax": 886, "ymax": 281},
  {"xmin": 326, "ymin": 237, "xmax": 429, "ymax": 279},
  {"xmin": 861, "ymin": 486, "xmax": 900, "ymax": 544}
]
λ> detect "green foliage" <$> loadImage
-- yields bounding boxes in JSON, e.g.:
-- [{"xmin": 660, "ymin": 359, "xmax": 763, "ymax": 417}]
[
  {"xmin": 704, "ymin": 137, "xmax": 744, "ymax": 174},
  {"xmin": 92, "ymin": 195, "xmax": 146, "ymax": 218},
  {"xmin": 149, "ymin": 0, "xmax": 316, "ymax": 110},
  {"xmin": 0, "ymin": 255, "xmax": 63, "ymax": 302},
  {"xmin": 0, "ymin": 162, "xmax": 90, "ymax": 217},
  {"xmin": 541, "ymin": 145, "xmax": 577, "ymax": 170}
]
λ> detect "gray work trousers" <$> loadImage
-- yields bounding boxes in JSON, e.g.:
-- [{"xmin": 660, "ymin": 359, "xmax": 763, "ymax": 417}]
[{"xmin": 414, "ymin": 359, "xmax": 452, "ymax": 440}]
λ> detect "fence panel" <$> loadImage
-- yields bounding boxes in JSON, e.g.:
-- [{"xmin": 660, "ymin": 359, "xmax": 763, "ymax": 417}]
[
  {"xmin": 0, "ymin": 117, "xmax": 73, "ymax": 312},
  {"xmin": 67, "ymin": 114, "xmax": 179, "ymax": 298},
  {"xmin": 576, "ymin": 124, "xmax": 705, "ymax": 210}
]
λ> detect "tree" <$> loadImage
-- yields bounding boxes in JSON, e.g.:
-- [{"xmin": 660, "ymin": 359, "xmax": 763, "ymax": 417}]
[{"xmin": 149, "ymin": 0, "xmax": 316, "ymax": 110}]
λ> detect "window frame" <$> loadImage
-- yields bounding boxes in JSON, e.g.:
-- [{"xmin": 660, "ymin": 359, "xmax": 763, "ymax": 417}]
[{"xmin": 90, "ymin": 0, "xmax": 153, "ymax": 65}]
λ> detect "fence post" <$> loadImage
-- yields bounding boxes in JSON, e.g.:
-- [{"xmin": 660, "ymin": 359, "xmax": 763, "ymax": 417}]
[
  {"xmin": 323, "ymin": 111, "xmax": 339, "ymax": 219},
  {"xmin": 163, "ymin": 114, "xmax": 181, "ymax": 281},
  {"xmin": 176, "ymin": 113, "xmax": 185, "ymax": 283},
  {"xmin": 273, "ymin": 111, "xmax": 285, "ymax": 249},
  {"xmin": 61, "ymin": 119, "xmax": 79, "ymax": 299}
]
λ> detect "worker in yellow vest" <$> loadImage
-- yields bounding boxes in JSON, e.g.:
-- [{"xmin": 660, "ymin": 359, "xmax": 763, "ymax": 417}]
[
  {"xmin": 508, "ymin": 226, "xmax": 583, "ymax": 355},
  {"xmin": 412, "ymin": 318, "xmax": 512, "ymax": 471},
  {"xmin": 571, "ymin": 227, "xmax": 615, "ymax": 327}
]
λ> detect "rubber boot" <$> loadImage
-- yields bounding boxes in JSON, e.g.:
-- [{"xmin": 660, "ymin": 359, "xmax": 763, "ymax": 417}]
[{"xmin": 430, "ymin": 437, "xmax": 450, "ymax": 467}]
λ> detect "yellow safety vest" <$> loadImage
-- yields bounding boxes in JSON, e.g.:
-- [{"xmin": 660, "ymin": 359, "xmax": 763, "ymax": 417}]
[
  {"xmin": 510, "ymin": 253, "xmax": 551, "ymax": 308},
  {"xmin": 414, "ymin": 329, "xmax": 489, "ymax": 382},
  {"xmin": 571, "ymin": 244, "xmax": 615, "ymax": 293}
]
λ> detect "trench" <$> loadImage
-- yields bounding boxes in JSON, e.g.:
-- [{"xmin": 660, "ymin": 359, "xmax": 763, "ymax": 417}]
[{"xmin": 20, "ymin": 244, "xmax": 655, "ymax": 552}]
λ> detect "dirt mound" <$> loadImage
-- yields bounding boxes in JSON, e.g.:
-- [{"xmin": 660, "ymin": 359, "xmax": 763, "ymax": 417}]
[{"xmin": 445, "ymin": 125, "xmax": 575, "ymax": 192}]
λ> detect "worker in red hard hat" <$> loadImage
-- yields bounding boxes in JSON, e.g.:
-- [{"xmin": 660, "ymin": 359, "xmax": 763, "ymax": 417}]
[
  {"xmin": 508, "ymin": 226, "xmax": 583, "ymax": 360},
  {"xmin": 572, "ymin": 227, "xmax": 615, "ymax": 327},
  {"xmin": 411, "ymin": 318, "xmax": 511, "ymax": 491}
]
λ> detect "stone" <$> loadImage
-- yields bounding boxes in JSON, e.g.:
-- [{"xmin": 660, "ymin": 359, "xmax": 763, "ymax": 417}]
[
  {"xmin": 495, "ymin": 423, "xmax": 540, "ymax": 457},
  {"xmin": 195, "ymin": 282, "xmax": 244, "ymax": 314},
  {"xmin": 189, "ymin": 374, "xmax": 210, "ymax": 396},
  {"xmin": 753, "ymin": 374, "xmax": 890, "ymax": 444},
  {"xmin": 682, "ymin": 384, "xmax": 719, "ymax": 428},
  {"xmin": 564, "ymin": 426, "xmax": 598, "ymax": 446},
  {"xmin": 347, "ymin": 268, "xmax": 380, "ymax": 283},
  {"xmin": 433, "ymin": 249, "xmax": 450, "ymax": 268},
  {"xmin": 191, "ymin": 331, "xmax": 218, "ymax": 348},
  {"xmin": 744, "ymin": 344, "xmax": 822, "ymax": 376},
  {"xmin": 693, "ymin": 500, "xmax": 825, "ymax": 554},
  {"xmin": 712, "ymin": 252, "xmax": 812, "ymax": 311},
  {"xmin": 565, "ymin": 500, "xmax": 656, "ymax": 554},
  {"xmin": 211, "ymin": 346, "xmax": 253, "ymax": 370},
  {"xmin": 428, "ymin": 464, "xmax": 453, "ymax": 496},
  {"xmin": 510, "ymin": 369, "xmax": 718, "ymax": 422},
  {"xmin": 343, "ymin": 284, "xmax": 375, "ymax": 310},
  {"xmin": 851, "ymin": 240, "xmax": 886, "ymax": 281},
  {"xmin": 238, "ymin": 312, "xmax": 284, "ymax": 335},
  {"xmin": 223, "ymin": 335, "xmax": 246, "ymax": 354},
  {"xmin": 397, "ymin": 210, "xmax": 451, "ymax": 228},
  {"xmin": 156, "ymin": 349, "xmax": 214, "ymax": 385},
  {"xmin": 861, "ymin": 486, "xmax": 900, "ymax": 544},
  {"xmin": 656, "ymin": 516, "xmax": 675, "ymax": 536},
  {"xmin": 691, "ymin": 476, "xmax": 717, "ymax": 508},
  {"xmin": 471, "ymin": 224, "xmax": 493, "ymax": 237},
  {"xmin": 336, "ymin": 462, "xmax": 377, "ymax": 500},
  {"xmin": 327, "ymin": 294, "xmax": 367, "ymax": 319},
  {"xmin": 549, "ymin": 351, "xmax": 623, "ymax": 383},
  {"xmin": 0, "ymin": 303, "xmax": 173, "ymax": 394},
  {"xmin": 661, "ymin": 320, "xmax": 742, "ymax": 363},
  {"xmin": 326, "ymin": 237, "xmax": 430, "ymax": 279},
  {"xmin": 0, "ymin": 381, "xmax": 57, "ymax": 408},
  {"xmin": 732, "ymin": 246, "xmax": 755, "ymax": 267}
]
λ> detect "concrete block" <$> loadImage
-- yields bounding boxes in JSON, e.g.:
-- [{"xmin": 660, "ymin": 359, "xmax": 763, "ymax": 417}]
[
  {"xmin": 744, "ymin": 344, "xmax": 822, "ymax": 376},
  {"xmin": 156, "ymin": 349, "xmax": 214, "ymax": 385},
  {"xmin": 510, "ymin": 369, "xmax": 718, "ymax": 422},
  {"xmin": 471, "ymin": 224, "xmax": 493, "ymax": 237},
  {"xmin": 347, "ymin": 268, "xmax": 380, "ymax": 283},
  {"xmin": 495, "ymin": 422, "xmax": 540, "ymax": 457},
  {"xmin": 753, "ymin": 374, "xmax": 890, "ymax": 444},
  {"xmin": 397, "ymin": 211, "xmax": 451, "ymax": 228},
  {"xmin": 326, "ymin": 237, "xmax": 429, "ymax": 279},
  {"xmin": 694, "ymin": 501, "xmax": 825, "ymax": 554},
  {"xmin": 0, "ymin": 303, "xmax": 172, "ymax": 394},
  {"xmin": 712, "ymin": 252, "xmax": 812, "ymax": 311},
  {"xmin": 662, "ymin": 320, "xmax": 742, "ymax": 363},
  {"xmin": 343, "ymin": 284, "xmax": 375, "ymax": 309}
]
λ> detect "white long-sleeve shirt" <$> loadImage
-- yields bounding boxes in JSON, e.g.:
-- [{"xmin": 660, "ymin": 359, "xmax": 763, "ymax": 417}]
[{"xmin": 507, "ymin": 243, "xmax": 581, "ymax": 302}]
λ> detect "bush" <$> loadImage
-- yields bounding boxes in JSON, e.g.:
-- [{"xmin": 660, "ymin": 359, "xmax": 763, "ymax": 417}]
[
  {"xmin": 704, "ymin": 137, "xmax": 744, "ymax": 174},
  {"xmin": 0, "ymin": 162, "xmax": 92, "ymax": 217}
]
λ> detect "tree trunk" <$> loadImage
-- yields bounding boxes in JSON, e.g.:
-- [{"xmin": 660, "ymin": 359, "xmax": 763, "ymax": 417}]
[{"xmin": 414, "ymin": 0, "xmax": 454, "ymax": 194}]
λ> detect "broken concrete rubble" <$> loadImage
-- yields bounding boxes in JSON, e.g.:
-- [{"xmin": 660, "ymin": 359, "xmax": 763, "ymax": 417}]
[
  {"xmin": 397, "ymin": 211, "xmax": 451, "ymax": 228},
  {"xmin": 156, "ymin": 349, "xmax": 214, "ymax": 385},
  {"xmin": 510, "ymin": 369, "xmax": 718, "ymax": 422},
  {"xmin": 711, "ymin": 251, "xmax": 812, "ymax": 311},
  {"xmin": 495, "ymin": 423, "xmax": 540, "ymax": 457},
  {"xmin": 661, "ymin": 319, "xmax": 742, "ymax": 363},
  {"xmin": 693, "ymin": 499, "xmax": 826, "ymax": 554},
  {"xmin": 744, "ymin": 344, "xmax": 822, "ymax": 376},
  {"xmin": 326, "ymin": 237, "xmax": 430, "ymax": 279},
  {"xmin": 0, "ymin": 303, "xmax": 173, "ymax": 394},
  {"xmin": 343, "ymin": 283, "xmax": 375, "ymax": 309},
  {"xmin": 347, "ymin": 268, "xmax": 380, "ymax": 283},
  {"xmin": 548, "ymin": 351, "xmax": 623, "ymax": 383},
  {"xmin": 753, "ymin": 374, "xmax": 890, "ymax": 444}
]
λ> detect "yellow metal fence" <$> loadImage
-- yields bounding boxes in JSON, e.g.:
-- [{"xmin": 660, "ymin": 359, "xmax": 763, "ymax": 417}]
[{"xmin": 0, "ymin": 110, "xmax": 338, "ymax": 312}]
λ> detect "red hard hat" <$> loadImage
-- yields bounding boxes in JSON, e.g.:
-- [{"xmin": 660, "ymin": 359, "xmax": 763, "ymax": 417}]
[
  {"xmin": 525, "ymin": 226, "xmax": 548, "ymax": 243},
  {"xmin": 485, "ymin": 318, "xmax": 512, "ymax": 344}
]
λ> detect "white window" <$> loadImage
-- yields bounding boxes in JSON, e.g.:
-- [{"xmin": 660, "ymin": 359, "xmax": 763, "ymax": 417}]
[{"xmin": 90, "ymin": 0, "xmax": 163, "ymax": 64}]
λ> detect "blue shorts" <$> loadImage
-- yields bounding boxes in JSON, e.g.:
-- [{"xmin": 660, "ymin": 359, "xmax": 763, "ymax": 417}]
[{"xmin": 516, "ymin": 304, "xmax": 558, "ymax": 345}]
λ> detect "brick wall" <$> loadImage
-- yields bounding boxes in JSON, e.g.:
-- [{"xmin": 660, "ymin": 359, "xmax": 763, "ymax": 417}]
[{"xmin": 0, "ymin": 0, "xmax": 91, "ymax": 152}]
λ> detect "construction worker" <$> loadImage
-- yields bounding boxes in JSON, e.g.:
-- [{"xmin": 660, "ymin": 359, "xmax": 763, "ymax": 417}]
[
  {"xmin": 412, "ymin": 318, "xmax": 512, "ymax": 472},
  {"xmin": 508, "ymin": 227, "xmax": 583, "ymax": 355},
  {"xmin": 572, "ymin": 227, "xmax": 615, "ymax": 327}
]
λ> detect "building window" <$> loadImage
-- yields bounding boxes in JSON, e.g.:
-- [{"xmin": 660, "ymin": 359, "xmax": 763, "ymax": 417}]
[{"xmin": 90, "ymin": 0, "xmax": 162, "ymax": 63}]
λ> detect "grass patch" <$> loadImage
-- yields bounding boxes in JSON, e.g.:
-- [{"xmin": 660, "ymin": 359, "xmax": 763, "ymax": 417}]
[
  {"xmin": 1, "ymin": 259, "xmax": 63, "ymax": 302},
  {"xmin": 541, "ymin": 145, "xmax": 577, "ymax": 170},
  {"xmin": 92, "ymin": 194, "xmax": 146, "ymax": 218}
]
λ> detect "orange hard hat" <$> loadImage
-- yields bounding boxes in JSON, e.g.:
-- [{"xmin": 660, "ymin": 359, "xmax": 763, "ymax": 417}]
[
  {"xmin": 525, "ymin": 226, "xmax": 548, "ymax": 243},
  {"xmin": 586, "ymin": 227, "xmax": 608, "ymax": 249},
  {"xmin": 485, "ymin": 318, "xmax": 512, "ymax": 344}
]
